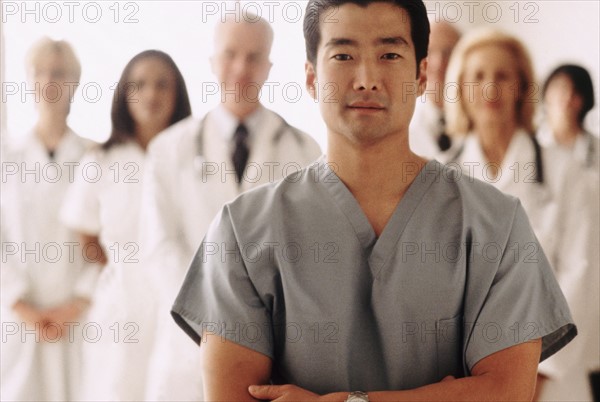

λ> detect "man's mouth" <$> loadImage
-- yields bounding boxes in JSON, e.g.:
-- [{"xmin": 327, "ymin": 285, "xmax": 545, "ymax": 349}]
[{"xmin": 347, "ymin": 101, "xmax": 385, "ymax": 110}]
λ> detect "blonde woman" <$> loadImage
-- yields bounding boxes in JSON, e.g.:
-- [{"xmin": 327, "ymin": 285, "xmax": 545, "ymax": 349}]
[
  {"xmin": 1, "ymin": 37, "xmax": 96, "ymax": 401},
  {"xmin": 445, "ymin": 29, "xmax": 599, "ymax": 401}
]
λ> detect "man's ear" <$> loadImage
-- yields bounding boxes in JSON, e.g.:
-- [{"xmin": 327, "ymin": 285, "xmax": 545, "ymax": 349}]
[
  {"xmin": 305, "ymin": 61, "xmax": 317, "ymax": 100},
  {"xmin": 417, "ymin": 58, "xmax": 428, "ymax": 97}
]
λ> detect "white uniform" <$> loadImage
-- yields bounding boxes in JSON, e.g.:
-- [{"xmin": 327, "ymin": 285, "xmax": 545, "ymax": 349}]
[
  {"xmin": 454, "ymin": 130, "xmax": 600, "ymax": 401},
  {"xmin": 538, "ymin": 127, "xmax": 600, "ymax": 173},
  {"xmin": 409, "ymin": 100, "xmax": 462, "ymax": 163},
  {"xmin": 140, "ymin": 105, "xmax": 322, "ymax": 401},
  {"xmin": 61, "ymin": 141, "xmax": 155, "ymax": 401},
  {"xmin": 1, "ymin": 130, "xmax": 97, "ymax": 401}
]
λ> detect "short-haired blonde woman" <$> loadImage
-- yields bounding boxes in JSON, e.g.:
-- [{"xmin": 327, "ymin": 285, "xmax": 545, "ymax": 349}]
[
  {"xmin": 1, "ymin": 37, "xmax": 96, "ymax": 401},
  {"xmin": 445, "ymin": 29, "xmax": 599, "ymax": 401}
]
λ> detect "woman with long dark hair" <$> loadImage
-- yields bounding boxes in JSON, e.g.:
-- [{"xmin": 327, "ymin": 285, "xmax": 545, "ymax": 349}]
[{"xmin": 61, "ymin": 50, "xmax": 191, "ymax": 400}]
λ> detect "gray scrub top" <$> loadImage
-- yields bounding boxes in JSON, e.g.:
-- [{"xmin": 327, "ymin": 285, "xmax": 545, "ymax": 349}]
[{"xmin": 172, "ymin": 159, "xmax": 575, "ymax": 393}]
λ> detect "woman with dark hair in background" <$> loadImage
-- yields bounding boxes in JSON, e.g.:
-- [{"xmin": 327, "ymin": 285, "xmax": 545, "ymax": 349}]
[
  {"xmin": 61, "ymin": 50, "xmax": 191, "ymax": 400},
  {"xmin": 1, "ymin": 37, "xmax": 96, "ymax": 402},
  {"xmin": 540, "ymin": 64, "xmax": 598, "ymax": 171},
  {"xmin": 446, "ymin": 29, "xmax": 599, "ymax": 401}
]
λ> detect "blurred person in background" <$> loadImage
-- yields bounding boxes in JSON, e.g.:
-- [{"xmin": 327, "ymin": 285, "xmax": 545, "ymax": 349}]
[
  {"xmin": 60, "ymin": 50, "xmax": 191, "ymax": 401},
  {"xmin": 445, "ymin": 28, "xmax": 600, "ymax": 402},
  {"xmin": 539, "ymin": 64, "xmax": 599, "ymax": 172},
  {"xmin": 409, "ymin": 19, "xmax": 461, "ymax": 162},
  {"xmin": 0, "ymin": 37, "xmax": 96, "ymax": 401},
  {"xmin": 140, "ymin": 13, "xmax": 321, "ymax": 401}
]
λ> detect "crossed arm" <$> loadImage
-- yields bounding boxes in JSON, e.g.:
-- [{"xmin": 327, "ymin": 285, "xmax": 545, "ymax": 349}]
[{"xmin": 201, "ymin": 333, "xmax": 542, "ymax": 402}]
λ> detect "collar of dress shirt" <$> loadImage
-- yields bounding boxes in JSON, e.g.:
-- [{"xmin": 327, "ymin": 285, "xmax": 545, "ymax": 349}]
[
  {"xmin": 25, "ymin": 126, "xmax": 78, "ymax": 161},
  {"xmin": 414, "ymin": 100, "xmax": 444, "ymax": 138},
  {"xmin": 212, "ymin": 103, "xmax": 266, "ymax": 142}
]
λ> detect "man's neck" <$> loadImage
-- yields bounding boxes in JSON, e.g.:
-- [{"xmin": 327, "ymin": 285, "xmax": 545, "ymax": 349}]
[
  {"xmin": 328, "ymin": 132, "xmax": 425, "ymax": 194},
  {"xmin": 224, "ymin": 102, "xmax": 262, "ymax": 121},
  {"xmin": 327, "ymin": 131, "xmax": 428, "ymax": 236}
]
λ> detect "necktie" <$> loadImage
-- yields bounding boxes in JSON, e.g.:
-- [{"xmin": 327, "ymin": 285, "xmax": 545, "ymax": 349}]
[
  {"xmin": 232, "ymin": 123, "xmax": 250, "ymax": 184},
  {"xmin": 437, "ymin": 116, "xmax": 452, "ymax": 152}
]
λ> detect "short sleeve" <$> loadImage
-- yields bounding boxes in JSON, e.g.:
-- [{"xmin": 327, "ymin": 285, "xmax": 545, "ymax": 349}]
[
  {"xmin": 171, "ymin": 206, "xmax": 274, "ymax": 358},
  {"xmin": 60, "ymin": 153, "xmax": 101, "ymax": 235},
  {"xmin": 464, "ymin": 201, "xmax": 576, "ymax": 372}
]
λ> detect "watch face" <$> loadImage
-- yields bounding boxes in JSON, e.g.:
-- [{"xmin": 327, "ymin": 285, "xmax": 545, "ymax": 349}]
[{"xmin": 347, "ymin": 391, "xmax": 369, "ymax": 402}]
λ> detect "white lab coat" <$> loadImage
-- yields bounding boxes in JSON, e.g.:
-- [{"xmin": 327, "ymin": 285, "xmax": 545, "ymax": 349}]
[
  {"xmin": 537, "ymin": 127, "xmax": 599, "ymax": 173},
  {"xmin": 455, "ymin": 130, "xmax": 600, "ymax": 401},
  {"xmin": 60, "ymin": 141, "xmax": 156, "ymax": 401},
  {"xmin": 0, "ymin": 129, "xmax": 97, "ymax": 402},
  {"xmin": 409, "ymin": 100, "xmax": 463, "ymax": 163},
  {"xmin": 140, "ymin": 105, "xmax": 322, "ymax": 401}
]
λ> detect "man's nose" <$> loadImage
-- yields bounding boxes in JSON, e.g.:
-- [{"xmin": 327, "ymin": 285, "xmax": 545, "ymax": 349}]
[
  {"xmin": 353, "ymin": 60, "xmax": 381, "ymax": 91},
  {"xmin": 231, "ymin": 56, "xmax": 251, "ymax": 78}
]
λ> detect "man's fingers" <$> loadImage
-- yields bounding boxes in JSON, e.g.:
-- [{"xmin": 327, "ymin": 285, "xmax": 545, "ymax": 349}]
[{"xmin": 249, "ymin": 384, "xmax": 283, "ymax": 400}]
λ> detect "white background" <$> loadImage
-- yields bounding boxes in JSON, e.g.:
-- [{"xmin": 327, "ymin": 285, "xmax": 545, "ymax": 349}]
[{"xmin": 2, "ymin": 0, "xmax": 599, "ymax": 152}]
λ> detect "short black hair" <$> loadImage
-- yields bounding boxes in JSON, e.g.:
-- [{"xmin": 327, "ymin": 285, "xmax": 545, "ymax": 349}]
[
  {"xmin": 543, "ymin": 64, "xmax": 595, "ymax": 126},
  {"xmin": 303, "ymin": 0, "xmax": 430, "ymax": 77},
  {"xmin": 104, "ymin": 50, "xmax": 192, "ymax": 150}
]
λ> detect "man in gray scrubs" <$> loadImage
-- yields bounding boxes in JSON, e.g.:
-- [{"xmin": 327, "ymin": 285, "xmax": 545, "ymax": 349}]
[{"xmin": 172, "ymin": 0, "xmax": 576, "ymax": 400}]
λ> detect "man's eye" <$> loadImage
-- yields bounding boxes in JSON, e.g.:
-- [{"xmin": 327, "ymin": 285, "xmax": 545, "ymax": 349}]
[
  {"xmin": 333, "ymin": 54, "xmax": 352, "ymax": 61},
  {"xmin": 382, "ymin": 53, "xmax": 401, "ymax": 60}
]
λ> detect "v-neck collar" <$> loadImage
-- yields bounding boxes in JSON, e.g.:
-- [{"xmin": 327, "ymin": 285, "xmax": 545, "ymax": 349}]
[{"xmin": 316, "ymin": 158, "xmax": 440, "ymax": 278}]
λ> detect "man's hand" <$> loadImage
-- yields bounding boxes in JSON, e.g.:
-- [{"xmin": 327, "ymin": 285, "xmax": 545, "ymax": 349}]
[
  {"xmin": 247, "ymin": 377, "xmax": 458, "ymax": 401},
  {"xmin": 249, "ymin": 384, "xmax": 320, "ymax": 401},
  {"xmin": 205, "ymin": 333, "xmax": 540, "ymax": 401}
]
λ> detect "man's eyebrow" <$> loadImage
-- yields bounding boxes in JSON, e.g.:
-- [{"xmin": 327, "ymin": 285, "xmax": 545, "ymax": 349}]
[
  {"xmin": 324, "ymin": 38, "xmax": 357, "ymax": 48},
  {"xmin": 379, "ymin": 36, "xmax": 410, "ymax": 46},
  {"xmin": 324, "ymin": 36, "xmax": 410, "ymax": 48}
]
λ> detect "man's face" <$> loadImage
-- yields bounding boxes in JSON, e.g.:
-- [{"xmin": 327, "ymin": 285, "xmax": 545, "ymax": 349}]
[
  {"xmin": 305, "ymin": 2, "xmax": 426, "ymax": 146},
  {"xmin": 426, "ymin": 22, "xmax": 460, "ymax": 108},
  {"xmin": 211, "ymin": 20, "xmax": 273, "ymax": 116}
]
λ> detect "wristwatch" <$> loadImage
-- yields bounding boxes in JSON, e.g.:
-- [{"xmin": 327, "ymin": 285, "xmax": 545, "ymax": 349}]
[{"xmin": 345, "ymin": 391, "xmax": 369, "ymax": 402}]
